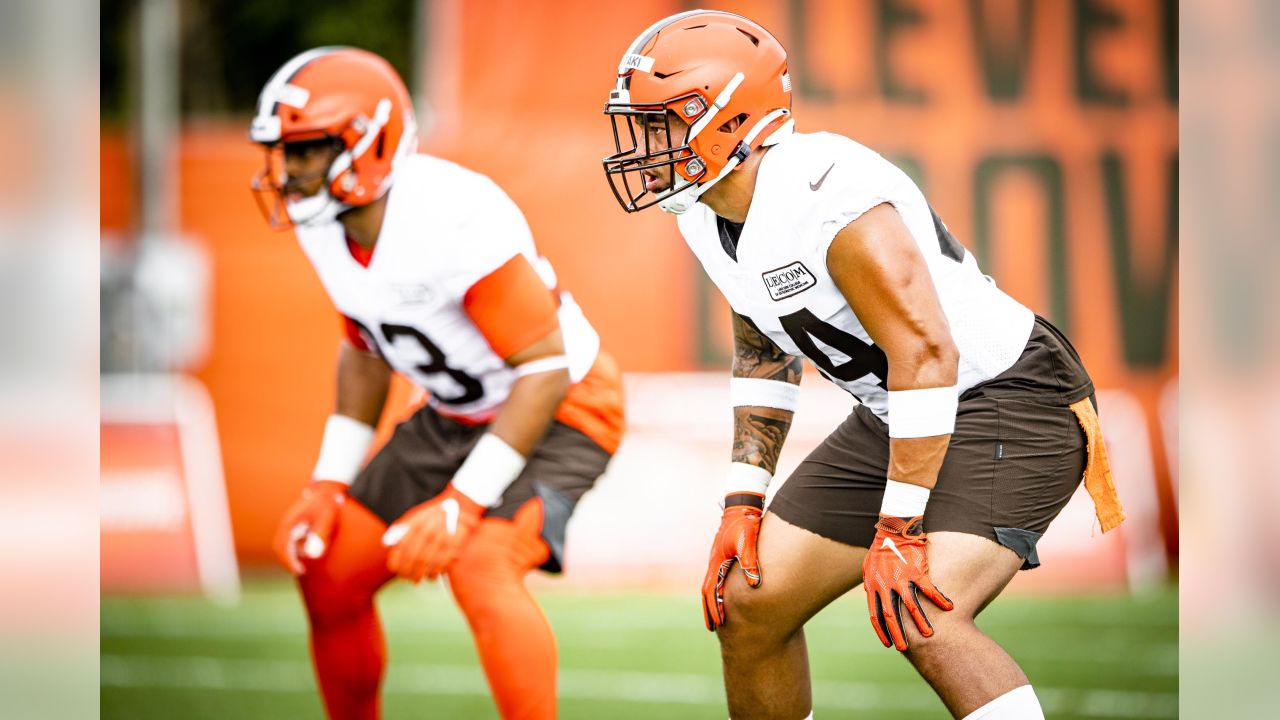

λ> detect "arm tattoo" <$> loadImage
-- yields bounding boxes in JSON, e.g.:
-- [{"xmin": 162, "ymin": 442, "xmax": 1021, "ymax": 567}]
[
  {"xmin": 730, "ymin": 312, "xmax": 799, "ymax": 474},
  {"xmin": 731, "ymin": 312, "xmax": 802, "ymax": 383},
  {"xmin": 732, "ymin": 409, "xmax": 791, "ymax": 475}
]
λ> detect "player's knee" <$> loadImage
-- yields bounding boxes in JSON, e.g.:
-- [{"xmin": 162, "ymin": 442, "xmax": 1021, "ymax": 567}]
[
  {"xmin": 300, "ymin": 574, "xmax": 371, "ymax": 630},
  {"xmin": 448, "ymin": 549, "xmax": 522, "ymax": 618},
  {"xmin": 902, "ymin": 611, "xmax": 976, "ymax": 669},
  {"xmin": 716, "ymin": 572, "xmax": 794, "ymax": 652}
]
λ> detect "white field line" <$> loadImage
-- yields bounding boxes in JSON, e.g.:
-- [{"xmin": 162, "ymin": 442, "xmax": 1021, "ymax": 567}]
[
  {"xmin": 99, "ymin": 617, "xmax": 1178, "ymax": 677},
  {"xmin": 100, "ymin": 654, "xmax": 1177, "ymax": 718}
]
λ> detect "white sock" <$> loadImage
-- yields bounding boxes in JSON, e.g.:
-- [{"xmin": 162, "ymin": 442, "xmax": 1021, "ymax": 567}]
[{"xmin": 960, "ymin": 685, "xmax": 1044, "ymax": 720}]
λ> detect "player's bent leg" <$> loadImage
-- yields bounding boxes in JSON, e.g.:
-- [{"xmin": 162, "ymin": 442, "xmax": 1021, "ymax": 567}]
[
  {"xmin": 447, "ymin": 499, "xmax": 556, "ymax": 720},
  {"xmin": 297, "ymin": 497, "xmax": 396, "ymax": 720},
  {"xmin": 900, "ymin": 531, "xmax": 1032, "ymax": 718},
  {"xmin": 717, "ymin": 510, "xmax": 867, "ymax": 720}
]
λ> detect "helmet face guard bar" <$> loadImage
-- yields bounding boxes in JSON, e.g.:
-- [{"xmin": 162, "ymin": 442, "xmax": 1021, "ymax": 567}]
[
  {"xmin": 250, "ymin": 137, "xmax": 344, "ymax": 230},
  {"xmin": 602, "ymin": 92, "xmax": 708, "ymax": 213}
]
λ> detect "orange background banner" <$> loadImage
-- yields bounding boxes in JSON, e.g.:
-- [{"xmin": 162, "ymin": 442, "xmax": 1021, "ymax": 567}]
[{"xmin": 100, "ymin": 0, "xmax": 1177, "ymax": 565}]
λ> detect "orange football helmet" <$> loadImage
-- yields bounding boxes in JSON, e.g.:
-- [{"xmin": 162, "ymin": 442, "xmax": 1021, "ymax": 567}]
[
  {"xmin": 249, "ymin": 47, "xmax": 417, "ymax": 229},
  {"xmin": 603, "ymin": 10, "xmax": 794, "ymax": 214}
]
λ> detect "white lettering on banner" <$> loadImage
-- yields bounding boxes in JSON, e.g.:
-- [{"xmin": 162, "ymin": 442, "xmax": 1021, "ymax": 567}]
[{"xmin": 762, "ymin": 261, "xmax": 817, "ymax": 300}]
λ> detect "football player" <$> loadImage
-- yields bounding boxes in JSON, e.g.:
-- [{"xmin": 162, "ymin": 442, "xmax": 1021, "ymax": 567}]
[
  {"xmin": 601, "ymin": 11, "xmax": 1123, "ymax": 720},
  {"xmin": 249, "ymin": 47, "xmax": 624, "ymax": 719}
]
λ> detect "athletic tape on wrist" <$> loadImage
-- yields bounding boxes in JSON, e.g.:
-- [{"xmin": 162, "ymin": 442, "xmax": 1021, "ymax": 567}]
[
  {"xmin": 514, "ymin": 354, "xmax": 569, "ymax": 378},
  {"xmin": 880, "ymin": 479, "xmax": 931, "ymax": 517},
  {"xmin": 721, "ymin": 462, "xmax": 772, "ymax": 504},
  {"xmin": 313, "ymin": 414, "xmax": 376, "ymax": 485},
  {"xmin": 451, "ymin": 433, "xmax": 528, "ymax": 508},
  {"xmin": 729, "ymin": 378, "xmax": 800, "ymax": 412},
  {"xmin": 887, "ymin": 385, "xmax": 959, "ymax": 438}
]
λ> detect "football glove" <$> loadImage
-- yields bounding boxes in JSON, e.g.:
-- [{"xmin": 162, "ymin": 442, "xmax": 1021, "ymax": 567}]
[
  {"xmin": 701, "ymin": 494, "xmax": 765, "ymax": 631},
  {"xmin": 273, "ymin": 480, "xmax": 348, "ymax": 575},
  {"xmin": 382, "ymin": 484, "xmax": 485, "ymax": 583},
  {"xmin": 862, "ymin": 515, "xmax": 954, "ymax": 651}
]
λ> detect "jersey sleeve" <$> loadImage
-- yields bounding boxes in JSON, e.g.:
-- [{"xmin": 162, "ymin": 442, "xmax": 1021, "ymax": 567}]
[
  {"xmin": 804, "ymin": 137, "xmax": 908, "ymax": 262},
  {"xmin": 438, "ymin": 177, "xmax": 540, "ymax": 301},
  {"xmin": 462, "ymin": 254, "xmax": 560, "ymax": 360}
]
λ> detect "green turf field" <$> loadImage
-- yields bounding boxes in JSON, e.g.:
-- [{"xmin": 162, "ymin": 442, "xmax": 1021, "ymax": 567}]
[{"xmin": 101, "ymin": 576, "xmax": 1176, "ymax": 719}]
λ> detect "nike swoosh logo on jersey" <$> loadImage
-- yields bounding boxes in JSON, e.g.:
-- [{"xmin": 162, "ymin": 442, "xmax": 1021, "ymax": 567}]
[
  {"xmin": 809, "ymin": 163, "xmax": 835, "ymax": 191},
  {"xmin": 881, "ymin": 536, "xmax": 908, "ymax": 564}
]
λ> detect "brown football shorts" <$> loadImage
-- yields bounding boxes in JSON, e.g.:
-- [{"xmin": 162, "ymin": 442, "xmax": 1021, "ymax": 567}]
[
  {"xmin": 769, "ymin": 316, "xmax": 1095, "ymax": 570},
  {"xmin": 349, "ymin": 404, "xmax": 612, "ymax": 573}
]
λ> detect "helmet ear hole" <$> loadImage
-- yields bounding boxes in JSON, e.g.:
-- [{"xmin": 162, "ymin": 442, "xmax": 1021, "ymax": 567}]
[
  {"xmin": 375, "ymin": 131, "xmax": 386, "ymax": 159},
  {"xmin": 717, "ymin": 113, "xmax": 748, "ymax": 133}
]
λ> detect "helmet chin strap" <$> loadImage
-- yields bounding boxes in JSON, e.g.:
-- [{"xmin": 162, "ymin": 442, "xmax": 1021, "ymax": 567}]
[
  {"xmin": 658, "ymin": 109, "xmax": 793, "ymax": 215},
  {"xmin": 286, "ymin": 187, "xmax": 350, "ymax": 227}
]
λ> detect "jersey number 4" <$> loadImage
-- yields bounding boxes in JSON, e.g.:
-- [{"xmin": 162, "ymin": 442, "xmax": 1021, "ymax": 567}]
[
  {"xmin": 769, "ymin": 208, "xmax": 961, "ymax": 392},
  {"xmin": 778, "ymin": 308, "xmax": 888, "ymax": 389}
]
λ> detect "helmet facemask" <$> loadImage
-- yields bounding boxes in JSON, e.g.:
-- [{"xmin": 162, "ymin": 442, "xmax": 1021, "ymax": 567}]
[
  {"xmin": 250, "ymin": 136, "xmax": 349, "ymax": 230},
  {"xmin": 602, "ymin": 10, "xmax": 795, "ymax": 215},
  {"xmin": 603, "ymin": 92, "xmax": 710, "ymax": 213}
]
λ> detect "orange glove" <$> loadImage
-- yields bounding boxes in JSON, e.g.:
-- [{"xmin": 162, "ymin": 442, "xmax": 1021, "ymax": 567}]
[
  {"xmin": 273, "ymin": 480, "xmax": 348, "ymax": 575},
  {"xmin": 701, "ymin": 494, "xmax": 765, "ymax": 631},
  {"xmin": 862, "ymin": 515, "xmax": 954, "ymax": 651},
  {"xmin": 381, "ymin": 484, "xmax": 486, "ymax": 583}
]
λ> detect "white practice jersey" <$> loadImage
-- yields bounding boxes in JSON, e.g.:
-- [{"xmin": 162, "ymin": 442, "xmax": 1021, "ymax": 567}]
[
  {"xmin": 677, "ymin": 131, "xmax": 1033, "ymax": 420},
  {"xmin": 295, "ymin": 154, "xmax": 600, "ymax": 420}
]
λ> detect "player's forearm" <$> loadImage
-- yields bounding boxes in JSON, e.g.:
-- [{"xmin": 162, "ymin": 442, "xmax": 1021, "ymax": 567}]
[
  {"xmin": 885, "ymin": 335, "xmax": 958, "ymax": 393},
  {"xmin": 728, "ymin": 311, "xmax": 802, "ymax": 479},
  {"xmin": 884, "ymin": 341, "xmax": 958, "ymax": 491},
  {"xmin": 335, "ymin": 340, "xmax": 392, "ymax": 427},
  {"xmin": 487, "ymin": 368, "xmax": 571, "ymax": 457},
  {"xmin": 887, "ymin": 435, "xmax": 951, "ymax": 490},
  {"xmin": 447, "ymin": 329, "xmax": 569, "ymax": 507},
  {"xmin": 732, "ymin": 406, "xmax": 793, "ymax": 475}
]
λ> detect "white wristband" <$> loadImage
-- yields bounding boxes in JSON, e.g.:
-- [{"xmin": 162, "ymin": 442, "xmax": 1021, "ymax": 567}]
[
  {"xmin": 722, "ymin": 462, "xmax": 772, "ymax": 500},
  {"xmin": 451, "ymin": 433, "xmax": 528, "ymax": 508},
  {"xmin": 887, "ymin": 385, "xmax": 959, "ymax": 438},
  {"xmin": 514, "ymin": 355, "xmax": 569, "ymax": 378},
  {"xmin": 313, "ymin": 414, "xmax": 376, "ymax": 485},
  {"xmin": 730, "ymin": 378, "xmax": 800, "ymax": 412},
  {"xmin": 880, "ymin": 479, "xmax": 931, "ymax": 517}
]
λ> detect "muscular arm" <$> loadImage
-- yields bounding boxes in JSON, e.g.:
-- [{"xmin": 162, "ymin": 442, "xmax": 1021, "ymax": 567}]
[
  {"xmin": 487, "ymin": 329, "xmax": 571, "ymax": 456},
  {"xmin": 730, "ymin": 312, "xmax": 803, "ymax": 475},
  {"xmin": 335, "ymin": 340, "xmax": 392, "ymax": 426},
  {"xmin": 826, "ymin": 203, "xmax": 959, "ymax": 490}
]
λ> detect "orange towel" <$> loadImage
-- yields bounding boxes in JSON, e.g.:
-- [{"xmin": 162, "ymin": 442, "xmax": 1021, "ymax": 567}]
[{"xmin": 1069, "ymin": 398, "xmax": 1126, "ymax": 533}]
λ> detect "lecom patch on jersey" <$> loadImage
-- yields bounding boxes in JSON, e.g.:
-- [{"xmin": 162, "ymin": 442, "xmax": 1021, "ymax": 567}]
[{"xmin": 761, "ymin": 261, "xmax": 817, "ymax": 301}]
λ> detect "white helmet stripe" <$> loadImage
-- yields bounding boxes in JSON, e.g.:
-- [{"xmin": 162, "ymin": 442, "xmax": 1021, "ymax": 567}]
[
  {"xmin": 251, "ymin": 46, "xmax": 343, "ymax": 140},
  {"xmin": 685, "ymin": 72, "xmax": 745, "ymax": 144}
]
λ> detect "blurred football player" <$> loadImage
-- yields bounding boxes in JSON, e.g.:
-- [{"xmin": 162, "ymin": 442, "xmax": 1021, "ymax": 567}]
[
  {"xmin": 249, "ymin": 47, "xmax": 624, "ymax": 719},
  {"xmin": 601, "ymin": 11, "xmax": 1122, "ymax": 720}
]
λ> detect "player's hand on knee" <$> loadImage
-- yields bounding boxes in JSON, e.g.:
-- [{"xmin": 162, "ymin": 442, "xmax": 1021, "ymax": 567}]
[
  {"xmin": 273, "ymin": 480, "xmax": 348, "ymax": 575},
  {"xmin": 701, "ymin": 494, "xmax": 765, "ymax": 631},
  {"xmin": 862, "ymin": 515, "xmax": 954, "ymax": 651},
  {"xmin": 382, "ymin": 484, "xmax": 485, "ymax": 583}
]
